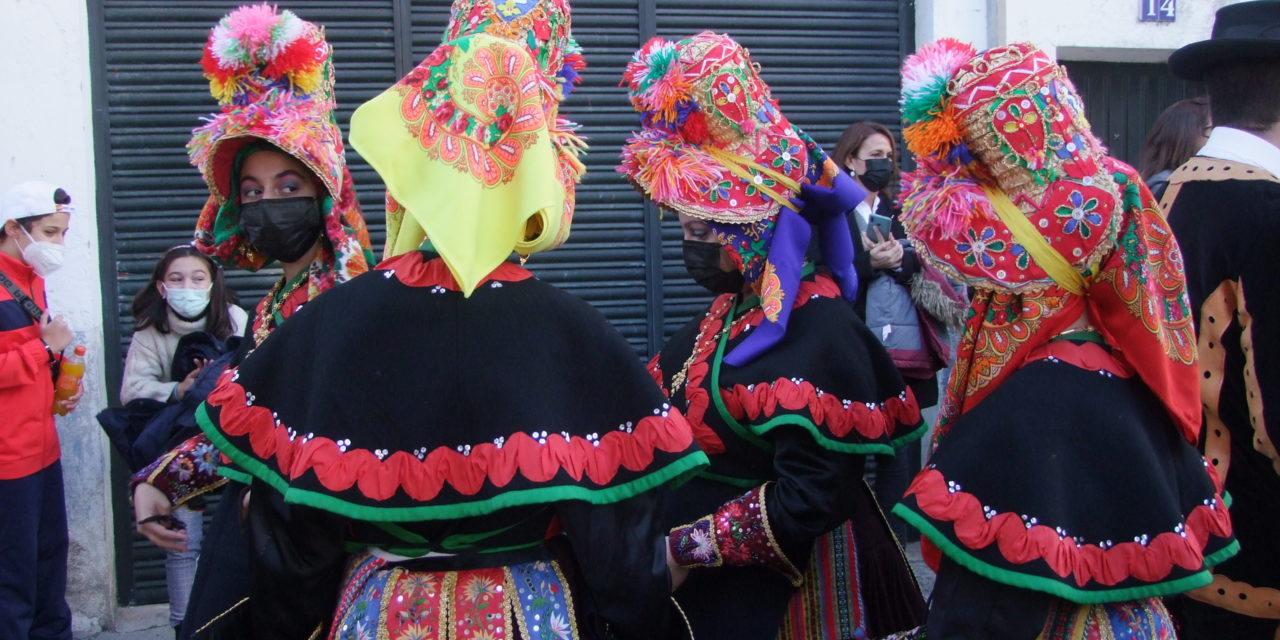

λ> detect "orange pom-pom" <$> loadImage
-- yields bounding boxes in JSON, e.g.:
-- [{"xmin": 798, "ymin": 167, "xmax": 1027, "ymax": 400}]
[{"xmin": 903, "ymin": 102, "xmax": 963, "ymax": 158}]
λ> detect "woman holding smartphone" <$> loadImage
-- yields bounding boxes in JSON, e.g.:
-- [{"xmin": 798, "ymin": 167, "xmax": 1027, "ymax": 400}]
[{"xmin": 831, "ymin": 122, "xmax": 962, "ymax": 538}]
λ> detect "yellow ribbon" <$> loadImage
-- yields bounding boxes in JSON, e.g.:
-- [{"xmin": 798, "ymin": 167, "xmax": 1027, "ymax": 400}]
[
  {"xmin": 705, "ymin": 146, "xmax": 802, "ymax": 212},
  {"xmin": 981, "ymin": 185, "xmax": 1087, "ymax": 295}
]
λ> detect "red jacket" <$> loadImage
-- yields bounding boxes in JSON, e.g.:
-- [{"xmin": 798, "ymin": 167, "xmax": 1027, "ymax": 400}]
[{"xmin": 0, "ymin": 250, "xmax": 60, "ymax": 479}]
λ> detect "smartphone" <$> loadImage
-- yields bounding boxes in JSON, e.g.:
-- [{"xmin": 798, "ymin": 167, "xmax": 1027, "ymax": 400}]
[{"xmin": 867, "ymin": 213, "xmax": 894, "ymax": 242}]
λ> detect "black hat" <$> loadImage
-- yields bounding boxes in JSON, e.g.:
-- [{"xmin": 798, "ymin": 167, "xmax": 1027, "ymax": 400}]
[{"xmin": 1170, "ymin": 1, "xmax": 1280, "ymax": 80}]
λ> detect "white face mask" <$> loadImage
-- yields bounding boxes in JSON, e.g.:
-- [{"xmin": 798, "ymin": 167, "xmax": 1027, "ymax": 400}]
[
  {"xmin": 20, "ymin": 227, "xmax": 65, "ymax": 277},
  {"xmin": 163, "ymin": 284, "xmax": 212, "ymax": 319}
]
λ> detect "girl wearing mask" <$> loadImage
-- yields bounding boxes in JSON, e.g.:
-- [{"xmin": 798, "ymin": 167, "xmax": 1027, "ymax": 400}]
[
  {"xmin": 121, "ymin": 245, "xmax": 245, "ymax": 405},
  {"xmin": 0, "ymin": 180, "xmax": 78, "ymax": 640},
  {"xmin": 128, "ymin": 6, "xmax": 372, "ymax": 637},
  {"xmin": 621, "ymin": 33, "xmax": 926, "ymax": 640},
  {"xmin": 119, "ymin": 245, "xmax": 245, "ymax": 631}
]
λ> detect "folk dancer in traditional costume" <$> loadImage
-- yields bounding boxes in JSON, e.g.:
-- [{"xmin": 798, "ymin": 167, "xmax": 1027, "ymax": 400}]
[
  {"xmin": 189, "ymin": 1, "xmax": 708, "ymax": 638},
  {"xmin": 619, "ymin": 32, "xmax": 928, "ymax": 640},
  {"xmin": 890, "ymin": 40, "xmax": 1238, "ymax": 639},
  {"xmin": 1164, "ymin": 2, "xmax": 1280, "ymax": 637},
  {"xmin": 128, "ymin": 6, "xmax": 373, "ymax": 636}
]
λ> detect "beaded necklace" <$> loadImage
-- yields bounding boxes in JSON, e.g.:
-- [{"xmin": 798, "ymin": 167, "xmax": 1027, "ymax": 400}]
[{"xmin": 251, "ymin": 270, "xmax": 309, "ymax": 348}]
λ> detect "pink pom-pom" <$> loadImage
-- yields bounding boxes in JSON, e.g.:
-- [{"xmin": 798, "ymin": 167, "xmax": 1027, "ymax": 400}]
[
  {"xmin": 225, "ymin": 4, "xmax": 281, "ymax": 55},
  {"xmin": 899, "ymin": 161, "xmax": 996, "ymax": 241}
]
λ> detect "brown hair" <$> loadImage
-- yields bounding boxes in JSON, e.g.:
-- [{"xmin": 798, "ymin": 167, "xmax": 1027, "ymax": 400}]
[
  {"xmin": 832, "ymin": 121, "xmax": 899, "ymax": 201},
  {"xmin": 1138, "ymin": 96, "xmax": 1210, "ymax": 179},
  {"xmin": 1205, "ymin": 59, "xmax": 1280, "ymax": 133},
  {"xmin": 131, "ymin": 245, "xmax": 239, "ymax": 339}
]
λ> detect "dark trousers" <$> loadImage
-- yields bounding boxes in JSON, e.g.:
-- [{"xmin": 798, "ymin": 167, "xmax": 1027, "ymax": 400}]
[{"xmin": 0, "ymin": 461, "xmax": 71, "ymax": 640}]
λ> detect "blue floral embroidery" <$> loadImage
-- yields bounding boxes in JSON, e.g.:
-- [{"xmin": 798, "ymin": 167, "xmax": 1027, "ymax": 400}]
[
  {"xmin": 1055, "ymin": 190, "xmax": 1102, "ymax": 238},
  {"xmin": 955, "ymin": 227, "xmax": 1006, "ymax": 269},
  {"xmin": 769, "ymin": 141, "xmax": 802, "ymax": 172}
]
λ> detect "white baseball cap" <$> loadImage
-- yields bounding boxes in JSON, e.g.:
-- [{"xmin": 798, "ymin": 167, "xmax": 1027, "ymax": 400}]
[{"xmin": 2, "ymin": 181, "xmax": 75, "ymax": 225}]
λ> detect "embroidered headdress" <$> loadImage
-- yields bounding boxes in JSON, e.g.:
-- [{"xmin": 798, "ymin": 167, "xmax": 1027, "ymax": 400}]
[
  {"xmin": 618, "ymin": 32, "xmax": 849, "ymax": 365},
  {"xmin": 188, "ymin": 3, "xmax": 373, "ymax": 286},
  {"xmin": 898, "ymin": 41, "xmax": 1200, "ymax": 441},
  {"xmin": 349, "ymin": 0, "xmax": 586, "ymax": 296}
]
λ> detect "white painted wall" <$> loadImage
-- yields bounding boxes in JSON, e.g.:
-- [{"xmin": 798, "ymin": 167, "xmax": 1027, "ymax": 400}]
[
  {"xmin": 920, "ymin": 0, "xmax": 1242, "ymax": 62},
  {"xmin": 0, "ymin": 0, "xmax": 115, "ymax": 636}
]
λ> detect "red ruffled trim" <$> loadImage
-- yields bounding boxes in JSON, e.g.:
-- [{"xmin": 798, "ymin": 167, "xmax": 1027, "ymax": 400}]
[
  {"xmin": 206, "ymin": 371, "xmax": 697, "ymax": 502},
  {"xmin": 1027, "ymin": 340, "xmax": 1134, "ymax": 378},
  {"xmin": 676, "ymin": 275, "xmax": 846, "ymax": 455},
  {"xmin": 375, "ymin": 252, "xmax": 533, "ymax": 290},
  {"xmin": 905, "ymin": 466, "xmax": 1233, "ymax": 587},
  {"xmin": 721, "ymin": 380, "xmax": 921, "ymax": 442}
]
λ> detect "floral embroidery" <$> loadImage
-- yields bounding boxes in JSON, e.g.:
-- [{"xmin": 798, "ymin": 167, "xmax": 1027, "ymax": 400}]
[
  {"xmin": 669, "ymin": 485, "xmax": 803, "ymax": 585},
  {"xmin": 1055, "ymin": 190, "xmax": 1102, "ymax": 239},
  {"xmin": 707, "ymin": 179, "xmax": 735, "ymax": 204},
  {"xmin": 397, "ymin": 35, "xmax": 545, "ymax": 187},
  {"xmin": 769, "ymin": 141, "xmax": 802, "ymax": 173},
  {"xmin": 955, "ymin": 227, "xmax": 1006, "ymax": 269}
]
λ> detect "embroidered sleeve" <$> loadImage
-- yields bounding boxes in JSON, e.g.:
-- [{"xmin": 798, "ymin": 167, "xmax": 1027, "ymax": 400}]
[
  {"xmin": 668, "ymin": 483, "xmax": 803, "ymax": 586},
  {"xmin": 130, "ymin": 433, "xmax": 228, "ymax": 507}
]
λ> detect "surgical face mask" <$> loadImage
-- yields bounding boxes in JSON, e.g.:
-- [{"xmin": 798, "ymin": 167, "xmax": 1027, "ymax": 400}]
[
  {"xmin": 857, "ymin": 157, "xmax": 895, "ymax": 193},
  {"xmin": 683, "ymin": 240, "xmax": 745, "ymax": 294},
  {"xmin": 20, "ymin": 227, "xmax": 65, "ymax": 277},
  {"xmin": 239, "ymin": 197, "xmax": 323, "ymax": 264},
  {"xmin": 163, "ymin": 284, "xmax": 212, "ymax": 319}
]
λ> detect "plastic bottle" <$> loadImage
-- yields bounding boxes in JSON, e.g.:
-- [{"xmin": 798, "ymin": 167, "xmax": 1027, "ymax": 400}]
[{"xmin": 52, "ymin": 345, "xmax": 86, "ymax": 416}]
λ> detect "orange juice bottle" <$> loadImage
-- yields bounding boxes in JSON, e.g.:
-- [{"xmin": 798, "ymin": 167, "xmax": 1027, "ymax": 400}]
[{"xmin": 52, "ymin": 345, "xmax": 86, "ymax": 416}]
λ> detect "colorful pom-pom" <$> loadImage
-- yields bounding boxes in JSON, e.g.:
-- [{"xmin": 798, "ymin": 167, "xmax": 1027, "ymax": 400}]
[
  {"xmin": 202, "ymin": 4, "xmax": 326, "ymax": 105},
  {"xmin": 899, "ymin": 158, "xmax": 997, "ymax": 241},
  {"xmin": 903, "ymin": 101, "xmax": 964, "ymax": 158},
  {"xmin": 619, "ymin": 132, "xmax": 723, "ymax": 205},
  {"xmin": 900, "ymin": 38, "xmax": 976, "ymax": 128}
]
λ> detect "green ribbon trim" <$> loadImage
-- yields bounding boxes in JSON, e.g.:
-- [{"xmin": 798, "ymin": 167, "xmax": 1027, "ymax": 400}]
[
  {"xmin": 891, "ymin": 502, "xmax": 1241, "ymax": 603},
  {"xmin": 709, "ymin": 301, "xmax": 774, "ymax": 452},
  {"xmin": 216, "ymin": 464, "xmax": 252, "ymax": 485},
  {"xmin": 748, "ymin": 415, "xmax": 927, "ymax": 456},
  {"xmin": 197, "ymin": 403, "xmax": 710, "ymax": 522},
  {"xmin": 1049, "ymin": 330, "xmax": 1105, "ymax": 345}
]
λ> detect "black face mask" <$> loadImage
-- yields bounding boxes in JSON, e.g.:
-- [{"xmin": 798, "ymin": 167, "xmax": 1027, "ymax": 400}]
[
  {"xmin": 683, "ymin": 240, "xmax": 745, "ymax": 294},
  {"xmin": 240, "ymin": 197, "xmax": 323, "ymax": 264},
  {"xmin": 857, "ymin": 157, "xmax": 895, "ymax": 193}
]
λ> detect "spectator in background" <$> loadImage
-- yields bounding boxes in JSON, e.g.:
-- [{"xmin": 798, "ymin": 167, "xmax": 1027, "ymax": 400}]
[
  {"xmin": 831, "ymin": 121, "xmax": 964, "ymax": 540},
  {"xmin": 119, "ymin": 244, "xmax": 245, "ymax": 632},
  {"xmin": 1138, "ymin": 95, "xmax": 1211, "ymax": 200},
  {"xmin": 0, "ymin": 181, "xmax": 79, "ymax": 640}
]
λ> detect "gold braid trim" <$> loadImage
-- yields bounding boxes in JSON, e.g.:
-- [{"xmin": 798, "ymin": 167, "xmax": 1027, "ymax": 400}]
[
  {"xmin": 758, "ymin": 482, "xmax": 805, "ymax": 587},
  {"xmin": 193, "ymin": 597, "xmax": 249, "ymax": 636}
]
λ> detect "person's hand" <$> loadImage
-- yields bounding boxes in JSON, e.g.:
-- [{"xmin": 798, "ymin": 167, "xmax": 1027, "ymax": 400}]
[
  {"xmin": 40, "ymin": 312, "xmax": 72, "ymax": 354},
  {"xmin": 666, "ymin": 539, "xmax": 690, "ymax": 591},
  {"xmin": 134, "ymin": 483, "xmax": 187, "ymax": 552},
  {"xmin": 175, "ymin": 359, "xmax": 210, "ymax": 400},
  {"xmin": 793, "ymin": 172, "xmax": 869, "ymax": 224},
  {"xmin": 54, "ymin": 382, "xmax": 83, "ymax": 415},
  {"xmin": 864, "ymin": 227, "xmax": 904, "ymax": 270}
]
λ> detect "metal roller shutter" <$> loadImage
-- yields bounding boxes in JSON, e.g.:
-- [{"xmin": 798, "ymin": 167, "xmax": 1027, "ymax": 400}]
[
  {"xmin": 91, "ymin": 0, "xmax": 908, "ymax": 606},
  {"xmin": 90, "ymin": 0, "xmax": 401, "ymax": 605}
]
